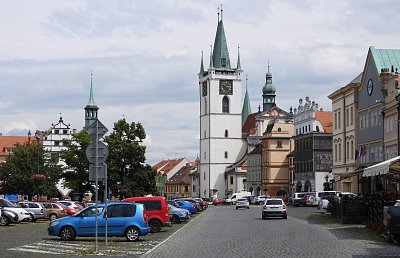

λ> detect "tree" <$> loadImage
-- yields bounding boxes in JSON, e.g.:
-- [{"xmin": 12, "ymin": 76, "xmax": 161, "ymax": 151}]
[
  {"xmin": 0, "ymin": 141, "xmax": 63, "ymax": 199},
  {"xmin": 105, "ymin": 118, "xmax": 157, "ymax": 199},
  {"xmin": 60, "ymin": 130, "xmax": 94, "ymax": 202}
]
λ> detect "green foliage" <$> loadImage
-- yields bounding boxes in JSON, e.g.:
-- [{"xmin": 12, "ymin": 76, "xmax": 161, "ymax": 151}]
[
  {"xmin": 105, "ymin": 118, "xmax": 157, "ymax": 199},
  {"xmin": 0, "ymin": 142, "xmax": 63, "ymax": 199},
  {"xmin": 60, "ymin": 130, "xmax": 94, "ymax": 201}
]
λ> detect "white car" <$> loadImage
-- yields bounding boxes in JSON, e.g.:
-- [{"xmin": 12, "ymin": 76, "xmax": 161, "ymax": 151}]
[
  {"xmin": 254, "ymin": 195, "xmax": 270, "ymax": 205},
  {"xmin": 235, "ymin": 198, "xmax": 250, "ymax": 209},
  {"xmin": 262, "ymin": 198, "xmax": 287, "ymax": 219},
  {"xmin": 0, "ymin": 198, "xmax": 31, "ymax": 222}
]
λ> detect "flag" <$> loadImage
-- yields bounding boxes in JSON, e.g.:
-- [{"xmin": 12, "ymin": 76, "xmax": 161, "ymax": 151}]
[
  {"xmin": 361, "ymin": 146, "xmax": 367, "ymax": 156},
  {"xmin": 355, "ymin": 150, "xmax": 359, "ymax": 160}
]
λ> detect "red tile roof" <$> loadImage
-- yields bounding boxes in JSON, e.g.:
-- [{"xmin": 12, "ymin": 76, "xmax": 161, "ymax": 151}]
[
  {"xmin": 315, "ymin": 112, "xmax": 333, "ymax": 133},
  {"xmin": 152, "ymin": 158, "xmax": 188, "ymax": 175},
  {"xmin": 0, "ymin": 136, "xmax": 33, "ymax": 161}
]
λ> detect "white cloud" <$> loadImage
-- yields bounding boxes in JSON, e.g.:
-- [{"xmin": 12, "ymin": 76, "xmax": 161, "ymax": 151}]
[{"xmin": 1, "ymin": 0, "xmax": 400, "ymax": 164}]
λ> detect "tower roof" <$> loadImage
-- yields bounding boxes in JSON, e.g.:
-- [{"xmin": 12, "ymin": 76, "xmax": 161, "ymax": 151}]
[
  {"xmin": 212, "ymin": 17, "xmax": 231, "ymax": 69},
  {"xmin": 262, "ymin": 64, "xmax": 276, "ymax": 94},
  {"xmin": 199, "ymin": 51, "xmax": 205, "ymax": 75},
  {"xmin": 86, "ymin": 74, "xmax": 97, "ymax": 107},
  {"xmin": 242, "ymin": 76, "xmax": 251, "ymax": 127}
]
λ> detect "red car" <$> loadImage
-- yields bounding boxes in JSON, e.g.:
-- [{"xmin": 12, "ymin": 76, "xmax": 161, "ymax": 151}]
[
  {"xmin": 212, "ymin": 198, "xmax": 225, "ymax": 205},
  {"xmin": 122, "ymin": 196, "xmax": 172, "ymax": 233}
]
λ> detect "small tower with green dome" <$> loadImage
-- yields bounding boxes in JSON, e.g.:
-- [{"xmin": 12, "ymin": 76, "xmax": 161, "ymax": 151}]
[
  {"xmin": 84, "ymin": 73, "xmax": 99, "ymax": 129},
  {"xmin": 262, "ymin": 63, "xmax": 276, "ymax": 111}
]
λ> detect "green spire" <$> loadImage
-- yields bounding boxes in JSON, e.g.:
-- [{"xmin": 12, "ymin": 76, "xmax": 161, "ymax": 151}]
[
  {"xmin": 237, "ymin": 44, "xmax": 242, "ymax": 70},
  {"xmin": 87, "ymin": 73, "xmax": 96, "ymax": 106},
  {"xmin": 242, "ymin": 75, "xmax": 251, "ymax": 127},
  {"xmin": 199, "ymin": 51, "xmax": 205, "ymax": 75},
  {"xmin": 212, "ymin": 13, "xmax": 231, "ymax": 69},
  {"xmin": 262, "ymin": 62, "xmax": 276, "ymax": 111},
  {"xmin": 209, "ymin": 44, "xmax": 214, "ymax": 68}
]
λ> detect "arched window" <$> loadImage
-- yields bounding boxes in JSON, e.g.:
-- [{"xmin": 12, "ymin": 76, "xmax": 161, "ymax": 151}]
[
  {"xmin": 278, "ymin": 128, "xmax": 282, "ymax": 132},
  {"xmin": 224, "ymin": 130, "xmax": 229, "ymax": 137},
  {"xmin": 222, "ymin": 96, "xmax": 229, "ymax": 113}
]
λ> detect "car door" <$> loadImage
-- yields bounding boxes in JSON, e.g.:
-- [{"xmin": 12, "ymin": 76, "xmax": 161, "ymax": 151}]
[
  {"xmin": 76, "ymin": 206, "xmax": 101, "ymax": 236},
  {"xmin": 101, "ymin": 204, "xmax": 126, "ymax": 236}
]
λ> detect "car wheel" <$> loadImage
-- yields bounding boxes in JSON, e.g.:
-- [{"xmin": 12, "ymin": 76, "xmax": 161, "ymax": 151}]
[
  {"xmin": 259, "ymin": 201, "xmax": 264, "ymax": 205},
  {"xmin": 28, "ymin": 213, "xmax": 37, "ymax": 222},
  {"xmin": 283, "ymin": 215, "xmax": 288, "ymax": 219},
  {"xmin": 49, "ymin": 213, "xmax": 58, "ymax": 221},
  {"xmin": 125, "ymin": 227, "xmax": 140, "ymax": 242},
  {"xmin": 60, "ymin": 226, "xmax": 75, "ymax": 241},
  {"xmin": 247, "ymin": 206, "xmax": 250, "ymax": 209},
  {"xmin": 149, "ymin": 220, "xmax": 162, "ymax": 233},
  {"xmin": 236, "ymin": 207, "xmax": 238, "ymax": 210},
  {"xmin": 171, "ymin": 215, "xmax": 180, "ymax": 224},
  {"xmin": 0, "ymin": 215, "xmax": 10, "ymax": 226},
  {"xmin": 262, "ymin": 215, "xmax": 266, "ymax": 220}
]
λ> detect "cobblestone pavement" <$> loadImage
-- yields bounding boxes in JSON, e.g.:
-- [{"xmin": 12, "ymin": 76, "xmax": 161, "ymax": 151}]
[{"xmin": 142, "ymin": 205, "xmax": 400, "ymax": 258}]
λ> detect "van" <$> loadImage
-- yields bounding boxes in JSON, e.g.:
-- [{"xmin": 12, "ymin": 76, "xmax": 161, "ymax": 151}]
[
  {"xmin": 122, "ymin": 196, "xmax": 172, "ymax": 233},
  {"xmin": 225, "ymin": 192, "xmax": 252, "ymax": 205},
  {"xmin": 310, "ymin": 191, "xmax": 340, "ymax": 206},
  {"xmin": 290, "ymin": 192, "xmax": 314, "ymax": 207}
]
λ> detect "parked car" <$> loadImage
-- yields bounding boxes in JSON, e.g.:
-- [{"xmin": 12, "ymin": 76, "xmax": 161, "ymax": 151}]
[
  {"xmin": 168, "ymin": 204, "xmax": 190, "ymax": 224},
  {"xmin": 242, "ymin": 196, "xmax": 255, "ymax": 205},
  {"xmin": 235, "ymin": 198, "xmax": 250, "ymax": 209},
  {"xmin": 180, "ymin": 198, "xmax": 202, "ymax": 211},
  {"xmin": 290, "ymin": 192, "xmax": 314, "ymax": 207},
  {"xmin": 0, "ymin": 198, "xmax": 31, "ymax": 222},
  {"xmin": 0, "ymin": 208, "xmax": 19, "ymax": 226},
  {"xmin": 18, "ymin": 201, "xmax": 47, "ymax": 222},
  {"xmin": 48, "ymin": 202, "xmax": 150, "ymax": 242},
  {"xmin": 175, "ymin": 200, "xmax": 198, "ymax": 214},
  {"xmin": 122, "ymin": 196, "xmax": 172, "ymax": 233},
  {"xmin": 254, "ymin": 195, "xmax": 270, "ymax": 205},
  {"xmin": 194, "ymin": 198, "xmax": 208, "ymax": 210},
  {"xmin": 38, "ymin": 201, "xmax": 68, "ymax": 220},
  {"xmin": 383, "ymin": 200, "xmax": 400, "ymax": 243},
  {"xmin": 225, "ymin": 191, "xmax": 252, "ymax": 205},
  {"xmin": 262, "ymin": 198, "xmax": 287, "ymax": 219},
  {"xmin": 212, "ymin": 198, "xmax": 225, "ymax": 206},
  {"xmin": 58, "ymin": 201, "xmax": 83, "ymax": 214}
]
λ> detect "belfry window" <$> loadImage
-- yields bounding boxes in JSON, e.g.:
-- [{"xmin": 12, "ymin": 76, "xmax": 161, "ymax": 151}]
[
  {"xmin": 225, "ymin": 130, "xmax": 229, "ymax": 137},
  {"xmin": 222, "ymin": 96, "xmax": 229, "ymax": 113}
]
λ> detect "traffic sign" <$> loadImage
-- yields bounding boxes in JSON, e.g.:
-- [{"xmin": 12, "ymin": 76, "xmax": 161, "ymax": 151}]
[
  {"xmin": 86, "ymin": 141, "xmax": 109, "ymax": 164},
  {"xmin": 87, "ymin": 119, "xmax": 108, "ymax": 139},
  {"xmin": 89, "ymin": 164, "xmax": 105, "ymax": 181}
]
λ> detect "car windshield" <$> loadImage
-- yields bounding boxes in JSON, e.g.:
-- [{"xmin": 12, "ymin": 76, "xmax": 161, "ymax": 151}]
[
  {"xmin": 2, "ymin": 199, "xmax": 17, "ymax": 207},
  {"xmin": 266, "ymin": 200, "xmax": 283, "ymax": 205}
]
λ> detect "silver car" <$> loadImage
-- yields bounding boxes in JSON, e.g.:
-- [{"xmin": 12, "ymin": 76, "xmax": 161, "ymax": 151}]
[
  {"xmin": 18, "ymin": 201, "xmax": 47, "ymax": 222},
  {"xmin": 235, "ymin": 198, "xmax": 250, "ymax": 209}
]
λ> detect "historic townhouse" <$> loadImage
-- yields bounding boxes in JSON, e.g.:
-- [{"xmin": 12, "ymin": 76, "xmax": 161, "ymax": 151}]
[{"xmin": 328, "ymin": 73, "xmax": 361, "ymax": 193}]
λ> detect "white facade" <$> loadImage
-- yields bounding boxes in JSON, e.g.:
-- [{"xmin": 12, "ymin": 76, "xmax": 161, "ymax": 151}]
[
  {"xmin": 199, "ymin": 70, "xmax": 246, "ymax": 199},
  {"xmin": 42, "ymin": 116, "xmax": 75, "ymax": 196}
]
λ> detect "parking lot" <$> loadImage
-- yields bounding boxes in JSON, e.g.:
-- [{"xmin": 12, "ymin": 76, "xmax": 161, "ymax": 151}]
[{"xmin": 1, "ymin": 209, "xmax": 206, "ymax": 258}]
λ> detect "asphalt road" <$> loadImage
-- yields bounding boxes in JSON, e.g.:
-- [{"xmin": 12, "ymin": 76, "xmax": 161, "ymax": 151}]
[{"xmin": 1, "ymin": 205, "xmax": 399, "ymax": 257}]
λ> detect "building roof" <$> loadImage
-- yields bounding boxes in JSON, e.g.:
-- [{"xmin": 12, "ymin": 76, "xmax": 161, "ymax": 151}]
[
  {"xmin": 165, "ymin": 164, "xmax": 193, "ymax": 185},
  {"xmin": 0, "ymin": 136, "xmax": 31, "ymax": 159},
  {"xmin": 152, "ymin": 158, "xmax": 188, "ymax": 175},
  {"xmin": 241, "ymin": 85, "xmax": 252, "ymax": 127},
  {"xmin": 370, "ymin": 47, "xmax": 400, "ymax": 73},
  {"xmin": 315, "ymin": 112, "xmax": 333, "ymax": 133},
  {"xmin": 212, "ymin": 19, "xmax": 231, "ymax": 69}
]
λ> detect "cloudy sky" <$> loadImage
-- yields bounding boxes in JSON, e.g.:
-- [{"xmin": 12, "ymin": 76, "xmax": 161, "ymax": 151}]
[{"xmin": 1, "ymin": 0, "xmax": 399, "ymax": 165}]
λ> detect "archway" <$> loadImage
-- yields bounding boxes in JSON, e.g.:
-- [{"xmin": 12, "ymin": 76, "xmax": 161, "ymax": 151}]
[
  {"xmin": 296, "ymin": 181, "xmax": 302, "ymax": 192},
  {"xmin": 304, "ymin": 180, "xmax": 312, "ymax": 192}
]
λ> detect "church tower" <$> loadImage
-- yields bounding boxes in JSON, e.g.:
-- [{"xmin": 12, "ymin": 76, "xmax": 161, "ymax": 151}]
[
  {"xmin": 198, "ymin": 8, "xmax": 246, "ymax": 199},
  {"xmin": 262, "ymin": 64, "xmax": 276, "ymax": 111},
  {"xmin": 84, "ymin": 74, "xmax": 98, "ymax": 129}
]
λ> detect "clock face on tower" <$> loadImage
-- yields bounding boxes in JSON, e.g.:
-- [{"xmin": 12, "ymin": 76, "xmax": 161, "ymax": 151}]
[
  {"xmin": 219, "ymin": 80, "xmax": 233, "ymax": 95},
  {"xmin": 367, "ymin": 79, "xmax": 373, "ymax": 95},
  {"xmin": 202, "ymin": 81, "xmax": 207, "ymax": 96}
]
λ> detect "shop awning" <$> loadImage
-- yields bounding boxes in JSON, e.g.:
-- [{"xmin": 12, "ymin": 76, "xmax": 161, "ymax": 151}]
[
  {"xmin": 362, "ymin": 156, "xmax": 400, "ymax": 177},
  {"xmin": 335, "ymin": 167, "xmax": 364, "ymax": 182}
]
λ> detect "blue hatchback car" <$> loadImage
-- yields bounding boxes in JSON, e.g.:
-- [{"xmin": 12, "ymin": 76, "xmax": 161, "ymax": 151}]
[
  {"xmin": 174, "ymin": 200, "xmax": 197, "ymax": 214},
  {"xmin": 48, "ymin": 202, "xmax": 150, "ymax": 242}
]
